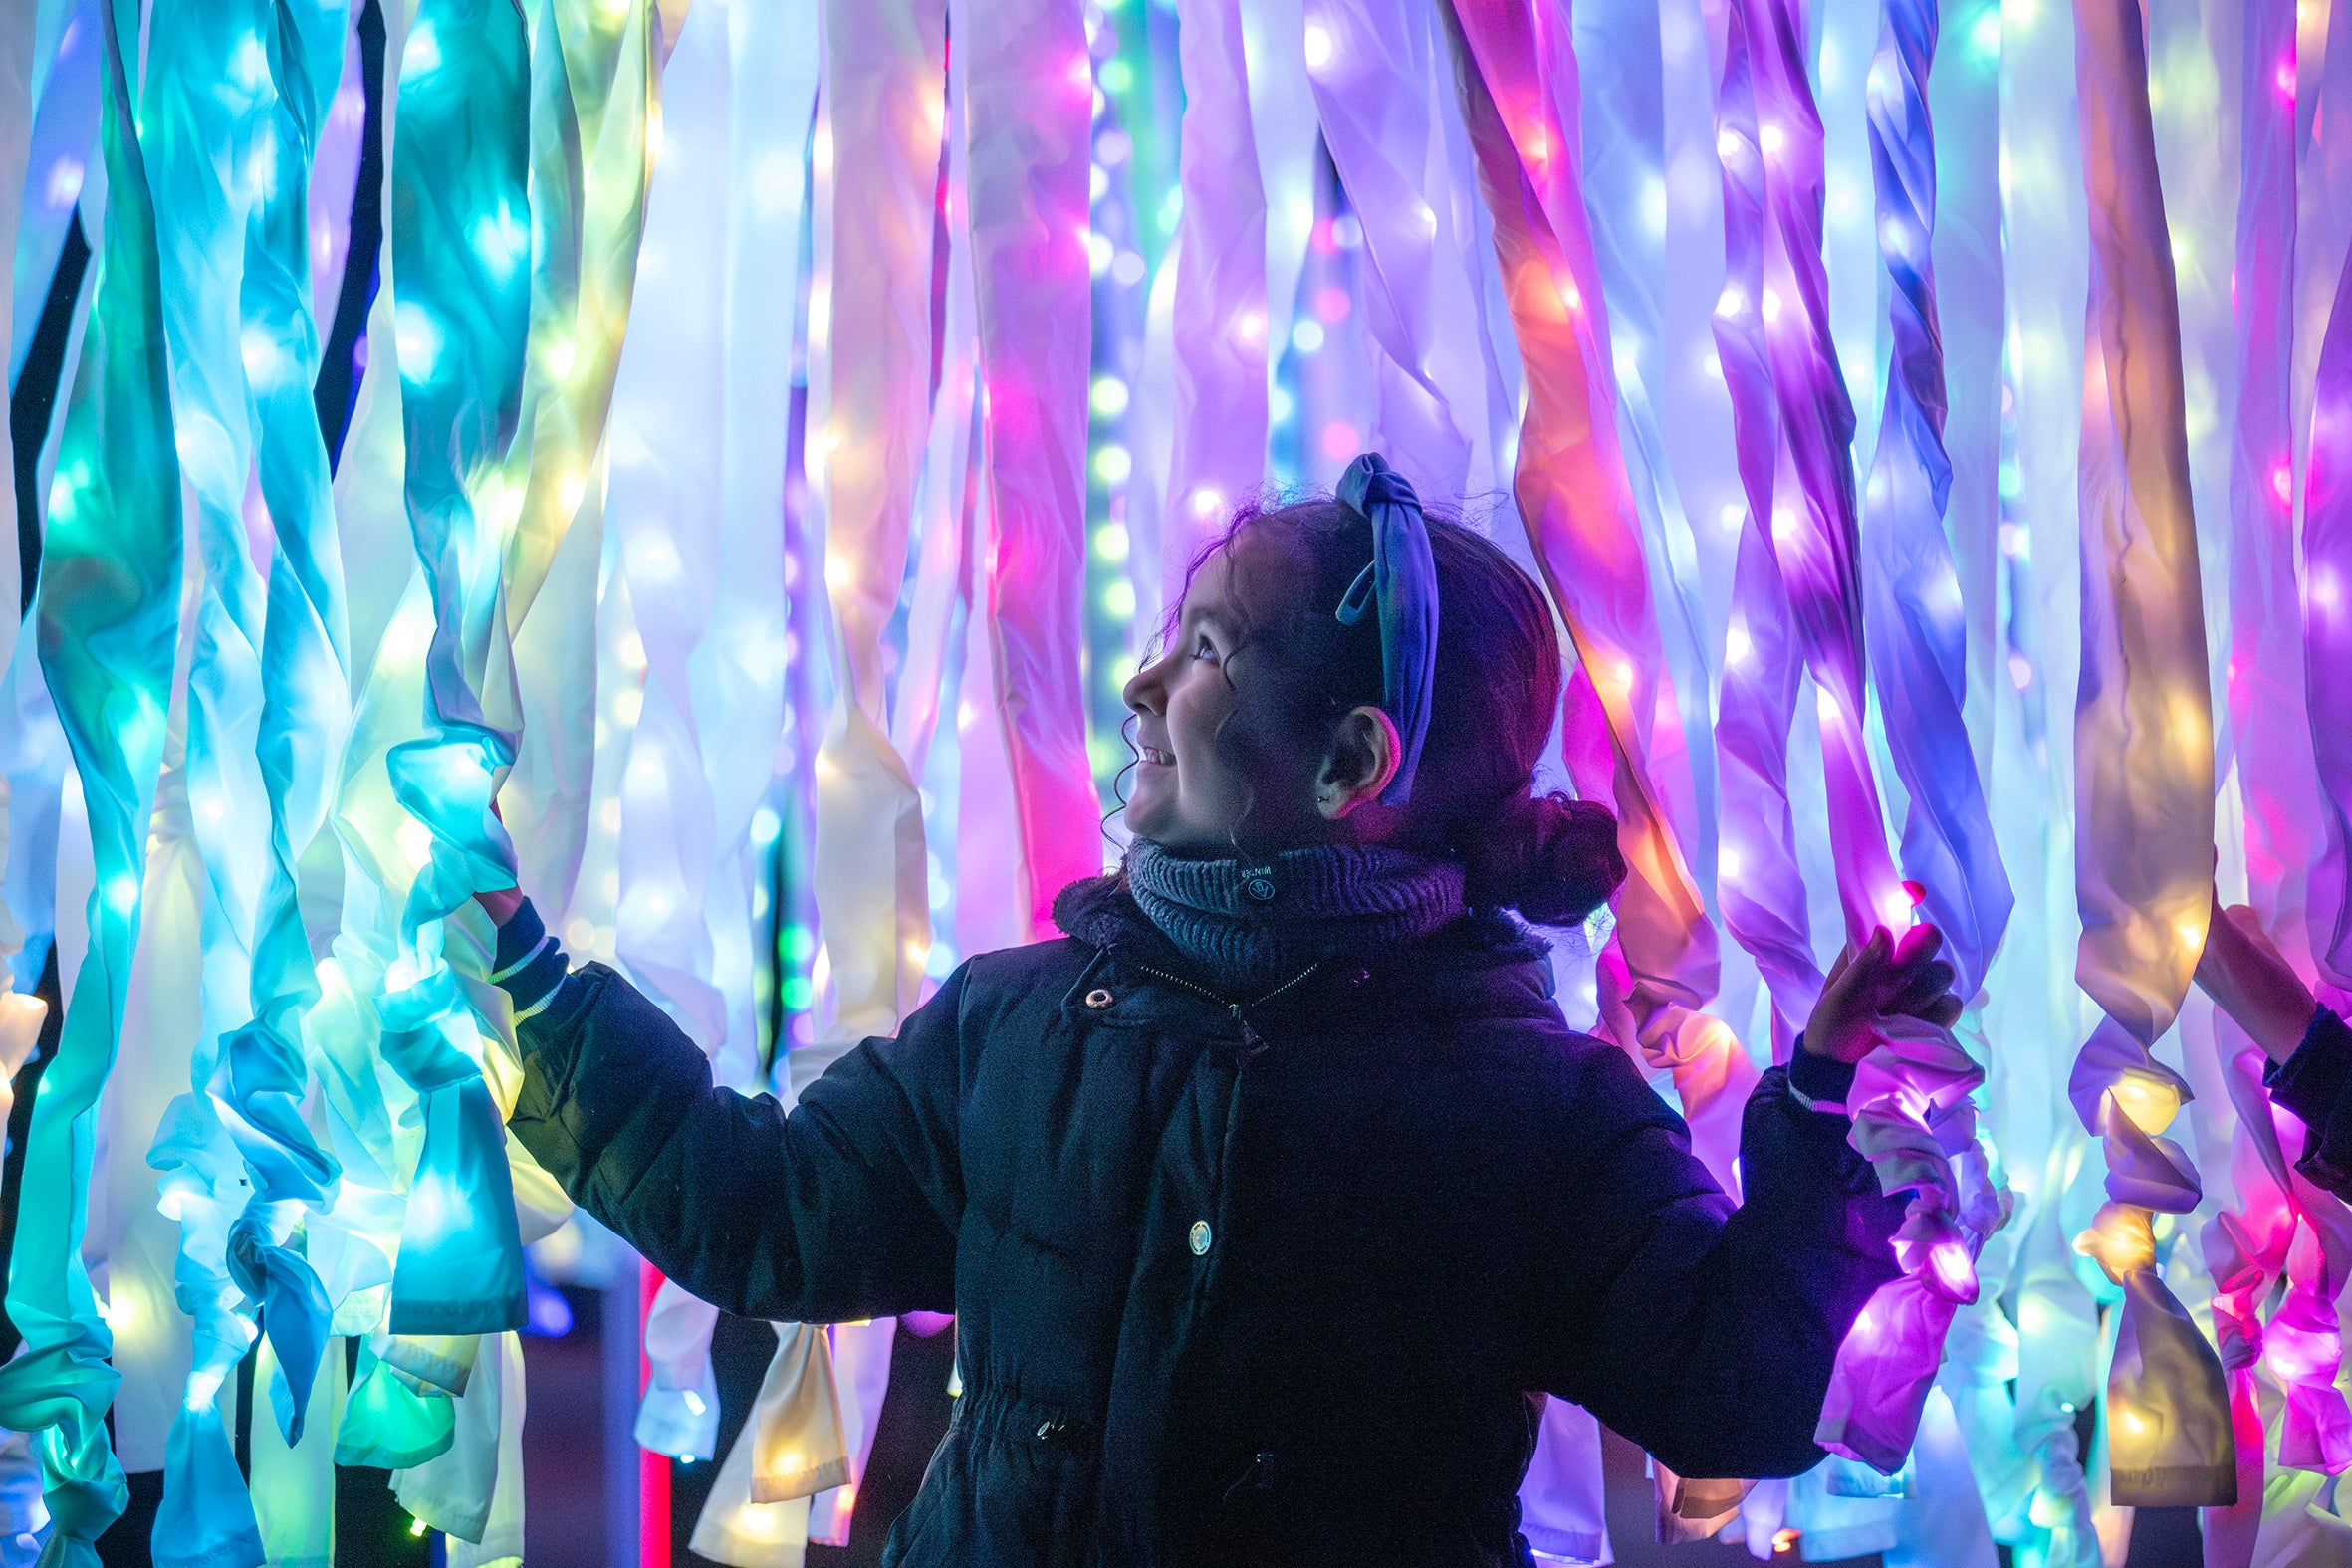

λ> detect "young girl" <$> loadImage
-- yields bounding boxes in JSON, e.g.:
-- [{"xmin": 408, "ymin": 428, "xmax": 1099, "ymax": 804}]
[{"xmin": 481, "ymin": 455, "xmax": 1962, "ymax": 1566}]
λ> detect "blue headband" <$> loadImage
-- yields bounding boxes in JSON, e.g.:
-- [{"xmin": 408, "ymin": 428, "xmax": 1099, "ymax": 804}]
[{"xmin": 1334, "ymin": 453, "xmax": 1438, "ymax": 805}]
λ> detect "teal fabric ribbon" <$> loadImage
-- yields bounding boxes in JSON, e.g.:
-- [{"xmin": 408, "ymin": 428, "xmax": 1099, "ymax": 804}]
[
  {"xmin": 126, "ymin": 0, "xmax": 353, "ymax": 1548},
  {"xmin": 377, "ymin": 968, "xmax": 527, "ymax": 1333},
  {"xmin": 334, "ymin": 1342, "xmax": 457, "ymax": 1469},
  {"xmin": 146, "ymin": 1107, "xmax": 266, "ymax": 1568},
  {"xmin": 374, "ymin": 0, "xmax": 533, "ymax": 1336},
  {"xmin": 211, "ymin": 0, "xmax": 358, "ymax": 1453},
  {"xmin": 0, "ymin": 2, "xmax": 181, "ymax": 1560}
]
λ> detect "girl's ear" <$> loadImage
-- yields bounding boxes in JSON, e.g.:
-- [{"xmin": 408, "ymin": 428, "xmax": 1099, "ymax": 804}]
[{"xmin": 1316, "ymin": 706, "xmax": 1400, "ymax": 819}]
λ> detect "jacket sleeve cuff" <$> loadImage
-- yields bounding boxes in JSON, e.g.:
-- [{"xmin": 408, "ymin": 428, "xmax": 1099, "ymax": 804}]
[
  {"xmin": 2262, "ymin": 1007, "xmax": 2352, "ymax": 1196},
  {"xmin": 1786, "ymin": 1049, "xmax": 1857, "ymax": 1113},
  {"xmin": 489, "ymin": 897, "xmax": 571, "ymax": 1020}
]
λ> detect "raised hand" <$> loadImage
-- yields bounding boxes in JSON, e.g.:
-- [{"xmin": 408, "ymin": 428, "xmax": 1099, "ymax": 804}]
[
  {"xmin": 2193, "ymin": 892, "xmax": 2318, "ymax": 1064},
  {"xmin": 1801, "ymin": 923, "xmax": 1964, "ymax": 1064}
]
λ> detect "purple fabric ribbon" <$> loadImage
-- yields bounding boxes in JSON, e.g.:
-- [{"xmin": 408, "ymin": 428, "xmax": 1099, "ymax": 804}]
[{"xmin": 1859, "ymin": 0, "xmax": 2010, "ymax": 1000}]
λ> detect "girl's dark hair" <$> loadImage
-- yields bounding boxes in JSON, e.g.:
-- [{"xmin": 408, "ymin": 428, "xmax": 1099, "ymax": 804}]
[{"xmin": 1182, "ymin": 496, "xmax": 1628, "ymax": 926}]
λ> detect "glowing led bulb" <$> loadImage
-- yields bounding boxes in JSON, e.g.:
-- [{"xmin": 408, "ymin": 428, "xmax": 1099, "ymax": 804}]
[
  {"xmin": 2072, "ymin": 1201, "xmax": 2155, "ymax": 1284},
  {"xmin": 2106, "ymin": 1074, "xmax": 2182, "ymax": 1136},
  {"xmin": 1302, "ymin": 20, "xmax": 1334, "ymax": 72}
]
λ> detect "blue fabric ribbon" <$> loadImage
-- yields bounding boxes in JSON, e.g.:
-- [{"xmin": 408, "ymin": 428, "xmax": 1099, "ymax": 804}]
[{"xmin": 1333, "ymin": 453, "xmax": 1439, "ymax": 805}]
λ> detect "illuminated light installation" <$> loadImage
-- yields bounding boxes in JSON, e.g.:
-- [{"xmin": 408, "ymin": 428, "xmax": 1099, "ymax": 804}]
[
  {"xmin": 2066, "ymin": 0, "xmax": 2229, "ymax": 1509},
  {"xmin": 9, "ymin": 0, "xmax": 2352, "ymax": 1561}
]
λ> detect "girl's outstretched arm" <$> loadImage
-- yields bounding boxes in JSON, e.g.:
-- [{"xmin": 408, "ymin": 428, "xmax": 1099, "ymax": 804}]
[
  {"xmin": 490, "ymin": 898, "xmax": 963, "ymax": 1322},
  {"xmin": 1529, "ymin": 1039, "xmax": 1904, "ymax": 1481},
  {"xmin": 1529, "ymin": 929, "xmax": 1952, "ymax": 1478}
]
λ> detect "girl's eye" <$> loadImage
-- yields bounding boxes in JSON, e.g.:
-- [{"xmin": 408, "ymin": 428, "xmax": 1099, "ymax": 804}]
[{"xmin": 1192, "ymin": 636, "xmax": 1217, "ymax": 661}]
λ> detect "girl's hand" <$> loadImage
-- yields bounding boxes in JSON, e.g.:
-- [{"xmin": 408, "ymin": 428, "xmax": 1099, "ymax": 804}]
[
  {"xmin": 2194, "ymin": 893, "xmax": 2318, "ymax": 1063},
  {"xmin": 1801, "ymin": 924, "xmax": 1963, "ymax": 1064}
]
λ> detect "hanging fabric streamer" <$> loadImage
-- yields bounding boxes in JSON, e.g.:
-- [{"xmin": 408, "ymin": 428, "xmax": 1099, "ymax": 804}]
[
  {"xmin": 1732, "ymin": 0, "xmax": 1905, "ymax": 943},
  {"xmin": 1815, "ymin": 1015, "xmax": 1999, "ymax": 1471},
  {"xmin": 2066, "ymin": 0, "xmax": 2228, "ymax": 1508},
  {"xmin": 2224, "ymin": 0, "xmax": 2320, "ymax": 955},
  {"xmin": 1570, "ymin": 0, "xmax": 1720, "ymax": 897},
  {"xmin": 606, "ymin": 0, "xmax": 731, "ymax": 1101},
  {"xmin": 2308, "ymin": 166, "xmax": 2352, "ymax": 992},
  {"xmin": 135, "ymin": 7, "xmax": 344, "ymax": 1549},
  {"xmin": 0, "ymin": 0, "xmax": 176, "ymax": 1556},
  {"xmin": 808, "ymin": 0, "xmax": 944, "ymax": 1045},
  {"xmin": 0, "ymin": 6, "xmax": 178, "ymax": 1560},
  {"xmin": 1241, "ymin": 0, "xmax": 1314, "ymax": 453},
  {"xmin": 10, "ymin": 0, "xmax": 94, "ymax": 402},
  {"xmin": 1703, "ymin": 0, "xmax": 1829, "ymax": 1053},
  {"xmin": 1299, "ymin": 0, "xmax": 1489, "ymax": 504},
  {"xmin": 1160, "ymin": 0, "xmax": 1267, "ymax": 582},
  {"xmin": 1858, "ymin": 0, "xmax": 2009, "ymax": 1001},
  {"xmin": 1445, "ymin": 0, "xmax": 1727, "ymax": 1114},
  {"xmin": 210, "ymin": 0, "xmax": 356, "ymax": 1474},
  {"xmin": 1923, "ymin": 0, "xmax": 2001, "ymax": 781},
  {"xmin": 377, "ymin": 0, "xmax": 534, "ymax": 1339},
  {"xmin": 963, "ymin": 0, "xmax": 1099, "ymax": 936},
  {"xmin": 1981, "ymin": 0, "xmax": 2096, "ymax": 1551},
  {"xmin": 1718, "ymin": 519, "xmax": 1822, "ymax": 1044}
]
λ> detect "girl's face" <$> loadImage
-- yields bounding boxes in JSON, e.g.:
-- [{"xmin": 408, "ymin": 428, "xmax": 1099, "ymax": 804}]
[{"xmin": 1121, "ymin": 539, "xmax": 1326, "ymax": 851}]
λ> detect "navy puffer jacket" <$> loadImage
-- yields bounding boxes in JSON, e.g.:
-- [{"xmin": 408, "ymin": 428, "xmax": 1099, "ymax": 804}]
[{"xmin": 499, "ymin": 876, "xmax": 1903, "ymax": 1566}]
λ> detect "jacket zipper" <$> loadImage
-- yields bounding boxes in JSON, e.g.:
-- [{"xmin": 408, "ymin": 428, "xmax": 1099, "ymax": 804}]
[
  {"xmin": 1132, "ymin": 959, "xmax": 1323, "ymax": 1017},
  {"xmin": 1123, "ymin": 960, "xmax": 1321, "ymax": 1301}
]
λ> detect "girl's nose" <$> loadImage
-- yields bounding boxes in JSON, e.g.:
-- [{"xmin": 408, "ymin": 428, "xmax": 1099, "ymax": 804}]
[{"xmin": 1124, "ymin": 651, "xmax": 1169, "ymax": 717}]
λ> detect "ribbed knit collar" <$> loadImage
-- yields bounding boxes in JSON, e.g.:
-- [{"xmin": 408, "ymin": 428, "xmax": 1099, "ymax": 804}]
[{"xmin": 1122, "ymin": 838, "xmax": 1466, "ymax": 997}]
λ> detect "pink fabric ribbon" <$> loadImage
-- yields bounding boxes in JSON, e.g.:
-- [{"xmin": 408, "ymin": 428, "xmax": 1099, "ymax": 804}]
[
  {"xmin": 964, "ymin": 0, "xmax": 1102, "ymax": 936},
  {"xmin": 2305, "ymin": 176, "xmax": 2352, "ymax": 989},
  {"xmin": 2228, "ymin": 0, "xmax": 2325, "ymax": 973}
]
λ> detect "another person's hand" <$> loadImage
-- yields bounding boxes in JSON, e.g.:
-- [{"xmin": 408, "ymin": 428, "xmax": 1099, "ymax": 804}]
[
  {"xmin": 2194, "ymin": 893, "xmax": 2317, "ymax": 1063},
  {"xmin": 1801, "ymin": 923, "xmax": 1963, "ymax": 1064}
]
